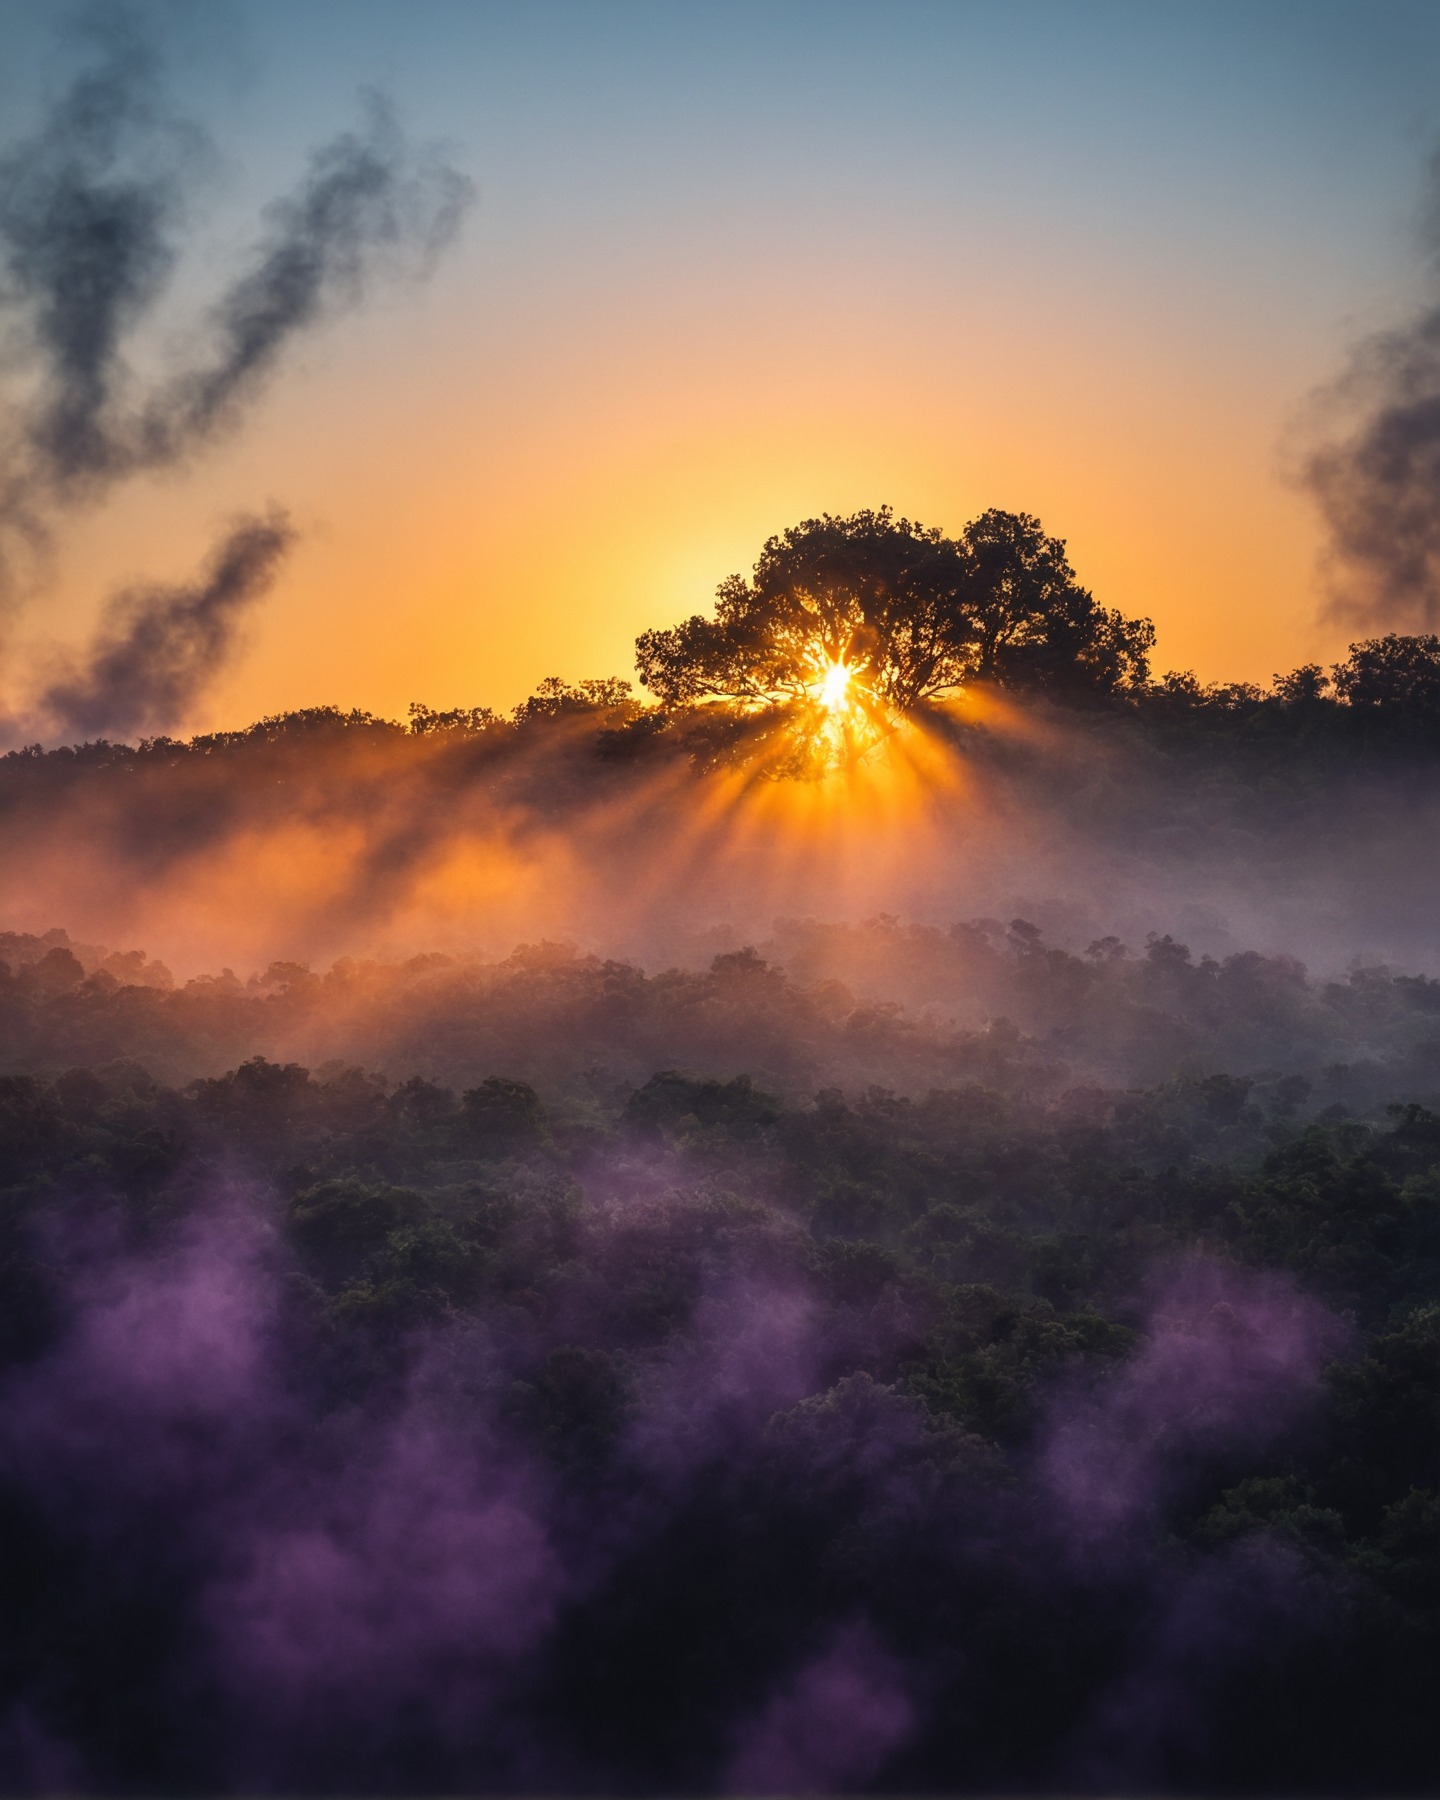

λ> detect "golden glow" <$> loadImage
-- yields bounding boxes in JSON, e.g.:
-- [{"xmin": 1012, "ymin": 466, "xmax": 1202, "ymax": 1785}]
[
  {"xmin": 816, "ymin": 658, "xmax": 854, "ymax": 714},
  {"xmin": 32, "ymin": 210, "xmax": 1338, "ymax": 745},
  {"xmin": 0, "ymin": 682, "xmax": 1064, "ymax": 980},
  {"xmin": 726, "ymin": 643, "xmax": 893, "ymax": 778}
]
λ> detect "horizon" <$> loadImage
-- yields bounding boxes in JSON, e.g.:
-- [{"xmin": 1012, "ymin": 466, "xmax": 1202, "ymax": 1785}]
[
  {"xmin": 3, "ymin": 10, "xmax": 1440, "ymax": 1795},
  {"xmin": 4, "ymin": 2, "xmax": 1440, "ymax": 741}
]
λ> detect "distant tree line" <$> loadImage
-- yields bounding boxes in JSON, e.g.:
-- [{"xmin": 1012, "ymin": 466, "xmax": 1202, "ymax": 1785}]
[
  {"xmin": 9, "ymin": 504, "xmax": 1440, "ymax": 778},
  {"xmin": 7, "ymin": 625, "xmax": 1440, "ymax": 789}
]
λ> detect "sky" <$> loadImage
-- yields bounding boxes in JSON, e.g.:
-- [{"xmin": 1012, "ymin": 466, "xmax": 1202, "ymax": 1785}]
[{"xmin": 3, "ymin": 0, "xmax": 1440, "ymax": 731}]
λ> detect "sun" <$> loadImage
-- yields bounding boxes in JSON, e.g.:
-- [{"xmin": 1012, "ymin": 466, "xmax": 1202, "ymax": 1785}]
[
  {"xmin": 817, "ymin": 658, "xmax": 854, "ymax": 714},
  {"xmin": 724, "ymin": 641, "xmax": 898, "ymax": 779}
]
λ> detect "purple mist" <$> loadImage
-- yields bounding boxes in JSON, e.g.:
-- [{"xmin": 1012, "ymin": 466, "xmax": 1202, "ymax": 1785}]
[
  {"xmin": 724, "ymin": 1622, "xmax": 917, "ymax": 1796},
  {"xmin": 1039, "ymin": 1259, "xmax": 1347, "ymax": 1551}
]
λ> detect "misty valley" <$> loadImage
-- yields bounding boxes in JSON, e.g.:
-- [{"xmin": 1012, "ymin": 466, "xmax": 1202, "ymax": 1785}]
[
  {"xmin": 0, "ymin": 683, "xmax": 1438, "ymax": 1792},
  {"xmin": 3, "ymin": 6, "xmax": 1440, "ymax": 1793}
]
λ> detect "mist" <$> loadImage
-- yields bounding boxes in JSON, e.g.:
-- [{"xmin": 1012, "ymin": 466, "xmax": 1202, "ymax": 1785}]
[
  {"xmin": 0, "ymin": 15, "xmax": 1438, "ymax": 1798},
  {"xmin": 1, "ymin": 683, "xmax": 1438, "ymax": 1790},
  {"xmin": 3, "ymin": 680, "xmax": 1440, "ymax": 986},
  {"xmin": 0, "ymin": 910, "xmax": 1431, "ymax": 1790}
]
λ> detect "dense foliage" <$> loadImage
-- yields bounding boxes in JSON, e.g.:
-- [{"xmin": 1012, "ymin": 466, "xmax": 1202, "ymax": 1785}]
[{"xmin": 0, "ymin": 924, "xmax": 1436, "ymax": 1792}]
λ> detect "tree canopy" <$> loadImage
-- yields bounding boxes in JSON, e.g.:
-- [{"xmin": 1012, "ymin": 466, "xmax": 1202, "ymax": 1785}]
[
  {"xmin": 634, "ymin": 506, "xmax": 1155, "ymax": 717},
  {"xmin": 1332, "ymin": 632, "xmax": 1440, "ymax": 714},
  {"xmin": 1, "ymin": 920, "xmax": 1439, "ymax": 1791}
]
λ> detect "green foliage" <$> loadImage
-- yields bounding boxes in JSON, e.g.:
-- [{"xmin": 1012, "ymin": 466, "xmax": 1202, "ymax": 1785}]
[
  {"xmin": 506, "ymin": 1344, "xmax": 628, "ymax": 1467},
  {"xmin": 286, "ymin": 1178, "xmax": 429, "ymax": 1280},
  {"xmin": 624, "ymin": 1069, "xmax": 780, "ymax": 1140},
  {"xmin": 1, "ymin": 1011, "xmax": 1439, "ymax": 1788},
  {"xmin": 459, "ymin": 1075, "xmax": 548, "ymax": 1152}
]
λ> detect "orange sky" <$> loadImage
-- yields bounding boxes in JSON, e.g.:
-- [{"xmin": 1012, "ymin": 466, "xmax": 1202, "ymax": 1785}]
[
  {"xmin": 5, "ymin": 1, "xmax": 1438, "ymax": 735},
  {"xmin": 19, "ymin": 274, "xmax": 1340, "ymax": 730}
]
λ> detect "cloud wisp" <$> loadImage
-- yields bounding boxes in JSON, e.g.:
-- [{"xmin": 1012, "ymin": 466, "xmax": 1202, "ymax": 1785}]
[
  {"xmin": 31, "ymin": 507, "xmax": 295, "ymax": 743},
  {"xmin": 0, "ymin": 13, "xmax": 472, "ymax": 564},
  {"xmin": 1304, "ymin": 145, "xmax": 1440, "ymax": 629},
  {"xmin": 0, "ymin": 7, "xmax": 472, "ymax": 738}
]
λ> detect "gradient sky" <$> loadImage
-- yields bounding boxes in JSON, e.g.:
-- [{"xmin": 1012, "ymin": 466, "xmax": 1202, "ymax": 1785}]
[{"xmin": 4, "ymin": 0, "xmax": 1440, "ymax": 730}]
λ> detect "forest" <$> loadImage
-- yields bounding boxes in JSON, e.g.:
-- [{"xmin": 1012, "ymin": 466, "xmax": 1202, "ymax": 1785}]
[
  {"xmin": 2, "ymin": 9, "xmax": 1439, "ymax": 1790},
  {"xmin": 0, "ymin": 719, "xmax": 1438, "ymax": 1790},
  {"xmin": 2, "ymin": 518, "xmax": 1440, "ymax": 1795}
]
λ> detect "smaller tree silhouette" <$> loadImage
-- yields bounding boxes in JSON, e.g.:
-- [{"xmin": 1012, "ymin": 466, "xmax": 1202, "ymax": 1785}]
[{"xmin": 1332, "ymin": 634, "xmax": 1440, "ymax": 712}]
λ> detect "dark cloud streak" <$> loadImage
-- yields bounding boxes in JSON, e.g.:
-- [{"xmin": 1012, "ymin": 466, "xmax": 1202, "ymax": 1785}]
[
  {"xmin": 1305, "ymin": 147, "xmax": 1440, "ymax": 628},
  {"xmin": 149, "ymin": 95, "xmax": 472, "ymax": 455},
  {"xmin": 37, "ymin": 508, "xmax": 294, "ymax": 743},
  {"xmin": 0, "ymin": 11, "xmax": 193, "ymax": 498},
  {"xmin": 0, "ymin": 7, "xmax": 474, "ymax": 598}
]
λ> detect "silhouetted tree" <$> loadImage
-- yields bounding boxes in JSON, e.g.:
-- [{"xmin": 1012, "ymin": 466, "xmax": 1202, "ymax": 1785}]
[
  {"xmin": 961, "ymin": 507, "xmax": 1155, "ymax": 692},
  {"xmin": 634, "ymin": 506, "xmax": 1153, "ymax": 713},
  {"xmin": 1273, "ymin": 663, "xmax": 1332, "ymax": 705},
  {"xmin": 512, "ymin": 676, "xmax": 636, "ymax": 724}
]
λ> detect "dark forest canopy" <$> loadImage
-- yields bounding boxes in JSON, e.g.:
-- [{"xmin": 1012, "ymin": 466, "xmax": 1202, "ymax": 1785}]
[
  {"xmin": 3, "ymin": 512, "xmax": 1440, "ymax": 1794},
  {"xmin": 0, "ymin": 921, "xmax": 1436, "ymax": 1792},
  {"xmin": 0, "ymin": 539, "xmax": 1439, "ymax": 1793}
]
